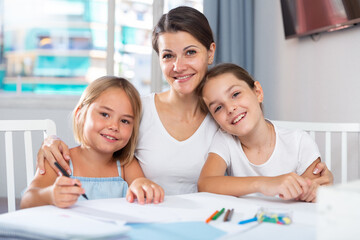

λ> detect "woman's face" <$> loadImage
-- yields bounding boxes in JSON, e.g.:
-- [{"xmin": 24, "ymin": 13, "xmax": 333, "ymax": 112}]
[{"xmin": 157, "ymin": 31, "xmax": 215, "ymax": 95}]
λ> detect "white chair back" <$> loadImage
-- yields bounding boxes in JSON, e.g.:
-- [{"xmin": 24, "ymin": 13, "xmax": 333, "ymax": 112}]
[
  {"xmin": 0, "ymin": 119, "xmax": 56, "ymax": 212},
  {"xmin": 272, "ymin": 121, "xmax": 360, "ymax": 184}
]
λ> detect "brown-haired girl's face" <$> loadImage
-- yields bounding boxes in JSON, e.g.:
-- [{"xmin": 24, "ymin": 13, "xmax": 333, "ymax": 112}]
[
  {"xmin": 81, "ymin": 87, "xmax": 134, "ymax": 156},
  {"xmin": 157, "ymin": 31, "xmax": 215, "ymax": 95},
  {"xmin": 202, "ymin": 73, "xmax": 264, "ymax": 137}
]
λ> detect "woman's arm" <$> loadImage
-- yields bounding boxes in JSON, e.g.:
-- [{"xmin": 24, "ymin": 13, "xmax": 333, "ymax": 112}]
[
  {"xmin": 312, "ymin": 162, "xmax": 334, "ymax": 185},
  {"xmin": 124, "ymin": 158, "xmax": 164, "ymax": 204},
  {"xmin": 297, "ymin": 159, "xmax": 333, "ymax": 202},
  {"xmin": 198, "ymin": 153, "xmax": 310, "ymax": 200},
  {"xmin": 20, "ymin": 161, "xmax": 84, "ymax": 209},
  {"xmin": 301, "ymin": 158, "xmax": 321, "ymax": 180},
  {"xmin": 297, "ymin": 158, "xmax": 321, "ymax": 202},
  {"xmin": 37, "ymin": 136, "xmax": 71, "ymax": 175}
]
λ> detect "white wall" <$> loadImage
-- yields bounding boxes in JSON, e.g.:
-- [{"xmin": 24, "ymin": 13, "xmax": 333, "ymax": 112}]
[
  {"xmin": 254, "ymin": 0, "xmax": 360, "ymax": 183},
  {"xmin": 254, "ymin": 1, "xmax": 360, "ymax": 122}
]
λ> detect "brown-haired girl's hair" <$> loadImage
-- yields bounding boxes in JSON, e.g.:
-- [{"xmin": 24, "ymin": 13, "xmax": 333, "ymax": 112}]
[
  {"xmin": 72, "ymin": 76, "xmax": 141, "ymax": 166},
  {"xmin": 152, "ymin": 6, "xmax": 214, "ymax": 53}
]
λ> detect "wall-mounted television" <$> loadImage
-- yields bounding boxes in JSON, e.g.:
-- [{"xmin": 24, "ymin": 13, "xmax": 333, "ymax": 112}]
[{"xmin": 280, "ymin": 0, "xmax": 360, "ymax": 39}]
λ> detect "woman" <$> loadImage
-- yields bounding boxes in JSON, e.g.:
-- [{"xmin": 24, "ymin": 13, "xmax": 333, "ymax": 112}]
[{"xmin": 36, "ymin": 6, "xmax": 333, "ymax": 195}]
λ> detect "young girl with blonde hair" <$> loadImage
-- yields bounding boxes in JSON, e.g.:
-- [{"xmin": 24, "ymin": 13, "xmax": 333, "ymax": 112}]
[{"xmin": 21, "ymin": 76, "xmax": 164, "ymax": 208}]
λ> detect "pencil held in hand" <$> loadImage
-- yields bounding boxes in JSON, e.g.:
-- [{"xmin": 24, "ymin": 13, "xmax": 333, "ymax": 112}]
[{"xmin": 54, "ymin": 162, "xmax": 89, "ymax": 200}]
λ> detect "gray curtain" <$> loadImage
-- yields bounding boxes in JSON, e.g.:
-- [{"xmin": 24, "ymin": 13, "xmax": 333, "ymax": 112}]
[{"xmin": 204, "ymin": 0, "xmax": 254, "ymax": 75}]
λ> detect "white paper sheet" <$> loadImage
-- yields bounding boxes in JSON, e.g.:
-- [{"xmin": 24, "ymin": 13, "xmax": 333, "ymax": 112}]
[
  {"xmin": 73, "ymin": 192, "xmax": 260, "ymax": 223},
  {"xmin": 73, "ymin": 192, "xmax": 315, "ymax": 224},
  {"xmin": 0, "ymin": 205, "xmax": 129, "ymax": 239}
]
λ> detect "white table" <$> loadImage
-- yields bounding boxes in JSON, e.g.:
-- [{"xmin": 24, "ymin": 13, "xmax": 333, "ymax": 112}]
[{"xmin": 0, "ymin": 192, "xmax": 317, "ymax": 239}]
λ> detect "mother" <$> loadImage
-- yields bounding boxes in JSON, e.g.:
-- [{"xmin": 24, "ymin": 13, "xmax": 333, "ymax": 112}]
[{"xmin": 36, "ymin": 6, "xmax": 332, "ymax": 195}]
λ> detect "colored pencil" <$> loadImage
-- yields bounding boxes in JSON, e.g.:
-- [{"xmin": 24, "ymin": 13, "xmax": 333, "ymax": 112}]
[
  {"xmin": 224, "ymin": 208, "xmax": 234, "ymax": 222},
  {"xmin": 212, "ymin": 208, "xmax": 225, "ymax": 220},
  {"xmin": 205, "ymin": 210, "xmax": 219, "ymax": 223}
]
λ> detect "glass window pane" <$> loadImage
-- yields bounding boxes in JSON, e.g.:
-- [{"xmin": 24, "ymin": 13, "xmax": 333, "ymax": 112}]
[
  {"xmin": 0, "ymin": 0, "xmax": 203, "ymax": 96},
  {"xmin": 1, "ymin": 0, "xmax": 108, "ymax": 95},
  {"xmin": 115, "ymin": 0, "xmax": 153, "ymax": 95}
]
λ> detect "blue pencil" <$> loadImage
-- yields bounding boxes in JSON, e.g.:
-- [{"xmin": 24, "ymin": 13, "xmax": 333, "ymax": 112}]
[{"xmin": 238, "ymin": 216, "xmax": 257, "ymax": 224}]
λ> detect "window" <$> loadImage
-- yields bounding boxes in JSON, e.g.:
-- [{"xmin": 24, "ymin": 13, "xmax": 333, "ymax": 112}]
[{"xmin": 0, "ymin": 0, "xmax": 203, "ymax": 96}]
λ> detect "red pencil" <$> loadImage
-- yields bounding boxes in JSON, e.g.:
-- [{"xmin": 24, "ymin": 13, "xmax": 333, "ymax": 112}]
[{"xmin": 205, "ymin": 210, "xmax": 219, "ymax": 223}]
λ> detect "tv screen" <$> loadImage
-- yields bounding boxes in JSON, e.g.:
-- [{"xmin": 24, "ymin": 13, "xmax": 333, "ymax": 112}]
[{"xmin": 281, "ymin": 0, "xmax": 360, "ymax": 39}]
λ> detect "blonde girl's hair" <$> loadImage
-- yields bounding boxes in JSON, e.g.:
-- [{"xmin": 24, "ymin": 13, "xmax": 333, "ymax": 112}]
[{"xmin": 72, "ymin": 76, "xmax": 142, "ymax": 166}]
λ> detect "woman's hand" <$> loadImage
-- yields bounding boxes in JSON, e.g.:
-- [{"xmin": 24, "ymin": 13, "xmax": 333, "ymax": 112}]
[
  {"xmin": 126, "ymin": 178, "xmax": 164, "ymax": 204},
  {"xmin": 37, "ymin": 135, "xmax": 71, "ymax": 176},
  {"xmin": 258, "ymin": 172, "xmax": 309, "ymax": 200},
  {"xmin": 50, "ymin": 176, "xmax": 84, "ymax": 208},
  {"xmin": 312, "ymin": 162, "xmax": 334, "ymax": 186},
  {"xmin": 298, "ymin": 162, "xmax": 333, "ymax": 202}
]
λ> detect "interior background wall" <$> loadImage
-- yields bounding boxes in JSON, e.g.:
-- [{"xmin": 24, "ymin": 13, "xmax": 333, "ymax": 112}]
[
  {"xmin": 254, "ymin": 1, "xmax": 360, "ymax": 123},
  {"xmin": 253, "ymin": 0, "xmax": 360, "ymax": 183}
]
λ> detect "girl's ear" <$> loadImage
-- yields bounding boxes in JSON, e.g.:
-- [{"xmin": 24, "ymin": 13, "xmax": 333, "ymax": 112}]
[
  {"xmin": 254, "ymin": 81, "xmax": 264, "ymax": 103},
  {"xmin": 75, "ymin": 106, "xmax": 82, "ymax": 122},
  {"xmin": 208, "ymin": 42, "xmax": 216, "ymax": 65}
]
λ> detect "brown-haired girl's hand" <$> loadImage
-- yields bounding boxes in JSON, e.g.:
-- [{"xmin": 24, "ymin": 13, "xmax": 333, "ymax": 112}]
[
  {"xmin": 258, "ymin": 172, "xmax": 309, "ymax": 200},
  {"xmin": 37, "ymin": 135, "xmax": 71, "ymax": 176},
  {"xmin": 296, "ymin": 162, "xmax": 333, "ymax": 203},
  {"xmin": 126, "ymin": 178, "xmax": 165, "ymax": 204},
  {"xmin": 297, "ymin": 178, "xmax": 319, "ymax": 202},
  {"xmin": 50, "ymin": 176, "xmax": 84, "ymax": 208}
]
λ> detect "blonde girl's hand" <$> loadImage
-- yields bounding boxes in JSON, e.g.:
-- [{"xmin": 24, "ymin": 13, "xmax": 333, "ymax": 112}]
[
  {"xmin": 258, "ymin": 172, "xmax": 309, "ymax": 200},
  {"xmin": 37, "ymin": 135, "xmax": 71, "ymax": 176},
  {"xmin": 50, "ymin": 176, "xmax": 84, "ymax": 208},
  {"xmin": 126, "ymin": 178, "xmax": 165, "ymax": 204}
]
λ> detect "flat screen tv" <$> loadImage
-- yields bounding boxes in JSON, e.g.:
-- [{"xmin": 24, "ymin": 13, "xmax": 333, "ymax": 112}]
[{"xmin": 281, "ymin": 0, "xmax": 360, "ymax": 39}]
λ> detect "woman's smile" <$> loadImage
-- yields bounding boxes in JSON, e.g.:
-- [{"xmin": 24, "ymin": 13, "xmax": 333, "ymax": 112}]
[{"xmin": 174, "ymin": 74, "xmax": 195, "ymax": 83}]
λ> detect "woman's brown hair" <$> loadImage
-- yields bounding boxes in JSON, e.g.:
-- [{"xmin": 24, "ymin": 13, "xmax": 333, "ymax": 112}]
[{"xmin": 152, "ymin": 6, "xmax": 214, "ymax": 54}]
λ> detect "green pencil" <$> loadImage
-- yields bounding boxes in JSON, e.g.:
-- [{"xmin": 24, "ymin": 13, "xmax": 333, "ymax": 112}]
[{"xmin": 212, "ymin": 208, "xmax": 225, "ymax": 220}]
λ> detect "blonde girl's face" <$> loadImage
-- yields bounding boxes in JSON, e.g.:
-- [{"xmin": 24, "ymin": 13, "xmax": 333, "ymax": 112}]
[
  {"xmin": 81, "ymin": 87, "xmax": 134, "ymax": 155},
  {"xmin": 202, "ymin": 73, "xmax": 264, "ymax": 137},
  {"xmin": 157, "ymin": 31, "xmax": 215, "ymax": 95}
]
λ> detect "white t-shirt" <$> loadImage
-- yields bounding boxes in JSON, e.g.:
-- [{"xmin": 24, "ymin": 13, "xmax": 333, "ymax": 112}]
[
  {"xmin": 135, "ymin": 94, "xmax": 219, "ymax": 195},
  {"xmin": 209, "ymin": 121, "xmax": 321, "ymax": 177}
]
